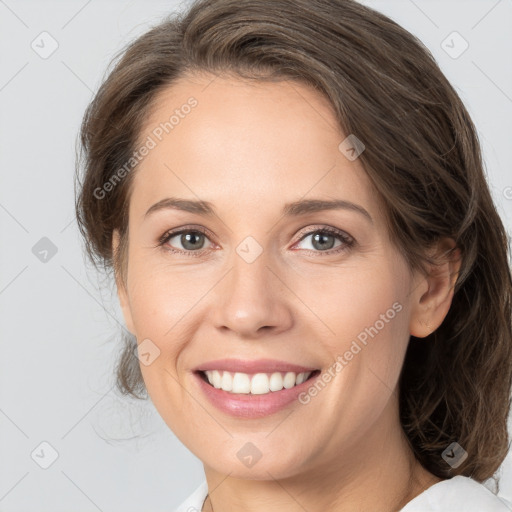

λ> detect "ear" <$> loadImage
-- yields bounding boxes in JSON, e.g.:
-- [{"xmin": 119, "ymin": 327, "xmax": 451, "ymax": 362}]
[
  {"xmin": 409, "ymin": 237, "xmax": 462, "ymax": 338},
  {"xmin": 112, "ymin": 229, "xmax": 135, "ymax": 335}
]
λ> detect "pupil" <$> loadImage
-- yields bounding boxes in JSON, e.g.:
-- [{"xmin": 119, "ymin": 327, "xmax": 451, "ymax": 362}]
[
  {"xmin": 182, "ymin": 232, "xmax": 204, "ymax": 250},
  {"xmin": 313, "ymin": 232, "xmax": 335, "ymax": 250}
]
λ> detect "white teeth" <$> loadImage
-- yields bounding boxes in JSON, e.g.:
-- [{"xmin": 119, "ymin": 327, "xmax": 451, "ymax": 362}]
[
  {"xmin": 212, "ymin": 370, "xmax": 222, "ymax": 389},
  {"xmin": 283, "ymin": 372, "xmax": 296, "ymax": 389},
  {"xmin": 250, "ymin": 373, "xmax": 269, "ymax": 395},
  {"xmin": 296, "ymin": 372, "xmax": 306, "ymax": 385},
  {"xmin": 221, "ymin": 371, "xmax": 233, "ymax": 391},
  {"xmin": 232, "ymin": 372, "xmax": 251, "ymax": 393},
  {"xmin": 203, "ymin": 370, "xmax": 313, "ymax": 394},
  {"xmin": 269, "ymin": 372, "xmax": 284, "ymax": 392}
]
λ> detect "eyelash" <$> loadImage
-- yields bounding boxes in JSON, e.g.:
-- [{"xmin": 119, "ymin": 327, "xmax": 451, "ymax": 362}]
[{"xmin": 157, "ymin": 225, "xmax": 355, "ymax": 258}]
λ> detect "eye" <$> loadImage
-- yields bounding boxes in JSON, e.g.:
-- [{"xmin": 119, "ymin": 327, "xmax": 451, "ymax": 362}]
[
  {"xmin": 159, "ymin": 227, "xmax": 213, "ymax": 255},
  {"xmin": 157, "ymin": 225, "xmax": 355, "ymax": 257},
  {"xmin": 292, "ymin": 226, "xmax": 355, "ymax": 255}
]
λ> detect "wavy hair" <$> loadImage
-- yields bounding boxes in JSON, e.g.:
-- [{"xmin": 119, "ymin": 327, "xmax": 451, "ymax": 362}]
[{"xmin": 75, "ymin": 0, "xmax": 512, "ymax": 487}]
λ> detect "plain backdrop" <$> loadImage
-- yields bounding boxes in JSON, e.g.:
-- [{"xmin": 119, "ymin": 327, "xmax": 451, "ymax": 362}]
[{"xmin": 1, "ymin": 0, "xmax": 511, "ymax": 510}]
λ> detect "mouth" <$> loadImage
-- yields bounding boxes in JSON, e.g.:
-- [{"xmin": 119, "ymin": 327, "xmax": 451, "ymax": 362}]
[{"xmin": 195, "ymin": 369, "xmax": 322, "ymax": 395}]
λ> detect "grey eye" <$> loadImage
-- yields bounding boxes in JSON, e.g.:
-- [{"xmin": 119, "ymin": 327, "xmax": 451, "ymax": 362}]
[
  {"xmin": 167, "ymin": 231, "xmax": 211, "ymax": 251},
  {"xmin": 296, "ymin": 231, "xmax": 343, "ymax": 251}
]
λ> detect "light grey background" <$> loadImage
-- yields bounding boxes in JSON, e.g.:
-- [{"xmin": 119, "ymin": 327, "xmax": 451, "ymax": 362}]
[{"xmin": 0, "ymin": 0, "xmax": 511, "ymax": 510}]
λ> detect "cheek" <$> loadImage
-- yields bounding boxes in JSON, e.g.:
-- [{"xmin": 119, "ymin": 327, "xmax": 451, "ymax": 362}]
[
  {"xmin": 312, "ymin": 259, "xmax": 411, "ymax": 399},
  {"xmin": 125, "ymin": 265, "xmax": 186, "ymax": 380},
  {"xmin": 314, "ymin": 264, "xmax": 407, "ymax": 343},
  {"xmin": 125, "ymin": 261, "xmax": 215, "ymax": 389},
  {"xmin": 127, "ymin": 258, "xmax": 197, "ymax": 334},
  {"xmin": 126, "ymin": 267, "xmax": 193, "ymax": 419}
]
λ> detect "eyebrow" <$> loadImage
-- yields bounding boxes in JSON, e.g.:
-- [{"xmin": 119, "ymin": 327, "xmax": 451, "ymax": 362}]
[{"xmin": 144, "ymin": 197, "xmax": 373, "ymax": 224}]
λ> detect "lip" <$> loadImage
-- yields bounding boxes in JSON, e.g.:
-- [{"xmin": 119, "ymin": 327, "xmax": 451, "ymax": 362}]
[
  {"xmin": 192, "ymin": 368, "xmax": 322, "ymax": 419},
  {"xmin": 192, "ymin": 358, "xmax": 318, "ymax": 374}
]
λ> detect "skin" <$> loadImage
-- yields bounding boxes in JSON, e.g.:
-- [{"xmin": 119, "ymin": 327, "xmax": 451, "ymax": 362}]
[{"xmin": 112, "ymin": 73, "xmax": 461, "ymax": 511}]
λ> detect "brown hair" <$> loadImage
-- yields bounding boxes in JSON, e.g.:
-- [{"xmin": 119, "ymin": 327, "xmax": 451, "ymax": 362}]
[{"xmin": 75, "ymin": 0, "xmax": 512, "ymax": 487}]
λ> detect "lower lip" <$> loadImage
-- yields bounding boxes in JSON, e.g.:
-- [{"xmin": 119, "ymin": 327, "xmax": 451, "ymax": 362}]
[{"xmin": 193, "ymin": 370, "xmax": 321, "ymax": 419}]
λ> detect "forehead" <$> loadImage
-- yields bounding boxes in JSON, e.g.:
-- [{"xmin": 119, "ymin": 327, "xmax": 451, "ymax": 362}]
[{"xmin": 130, "ymin": 73, "xmax": 380, "ymax": 219}]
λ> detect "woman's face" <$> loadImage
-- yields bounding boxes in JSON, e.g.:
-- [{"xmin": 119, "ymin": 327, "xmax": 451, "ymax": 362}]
[{"xmin": 114, "ymin": 73, "xmax": 433, "ymax": 480}]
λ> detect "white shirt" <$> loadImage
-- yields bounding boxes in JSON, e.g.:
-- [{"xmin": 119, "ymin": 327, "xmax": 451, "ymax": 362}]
[{"xmin": 173, "ymin": 476, "xmax": 512, "ymax": 511}]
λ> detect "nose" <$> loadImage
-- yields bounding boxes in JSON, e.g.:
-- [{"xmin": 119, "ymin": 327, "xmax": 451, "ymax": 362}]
[{"xmin": 211, "ymin": 248, "xmax": 294, "ymax": 339}]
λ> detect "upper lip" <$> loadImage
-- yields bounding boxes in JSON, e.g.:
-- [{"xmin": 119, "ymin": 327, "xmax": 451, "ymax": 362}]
[{"xmin": 193, "ymin": 358, "xmax": 319, "ymax": 374}]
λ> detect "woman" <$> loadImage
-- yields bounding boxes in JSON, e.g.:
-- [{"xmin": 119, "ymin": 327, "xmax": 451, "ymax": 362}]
[{"xmin": 75, "ymin": 0, "xmax": 512, "ymax": 510}]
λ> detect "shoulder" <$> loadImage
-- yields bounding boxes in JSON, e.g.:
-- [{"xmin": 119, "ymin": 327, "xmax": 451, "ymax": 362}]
[
  {"xmin": 172, "ymin": 480, "xmax": 208, "ymax": 512},
  {"xmin": 171, "ymin": 476, "xmax": 512, "ymax": 511},
  {"xmin": 401, "ymin": 475, "xmax": 512, "ymax": 512}
]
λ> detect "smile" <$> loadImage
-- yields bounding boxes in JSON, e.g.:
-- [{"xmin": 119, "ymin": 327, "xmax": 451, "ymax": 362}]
[{"xmin": 199, "ymin": 370, "xmax": 320, "ymax": 395}]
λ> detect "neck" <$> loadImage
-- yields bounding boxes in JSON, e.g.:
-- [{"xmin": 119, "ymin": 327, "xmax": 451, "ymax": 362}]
[{"xmin": 201, "ymin": 399, "xmax": 441, "ymax": 512}]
